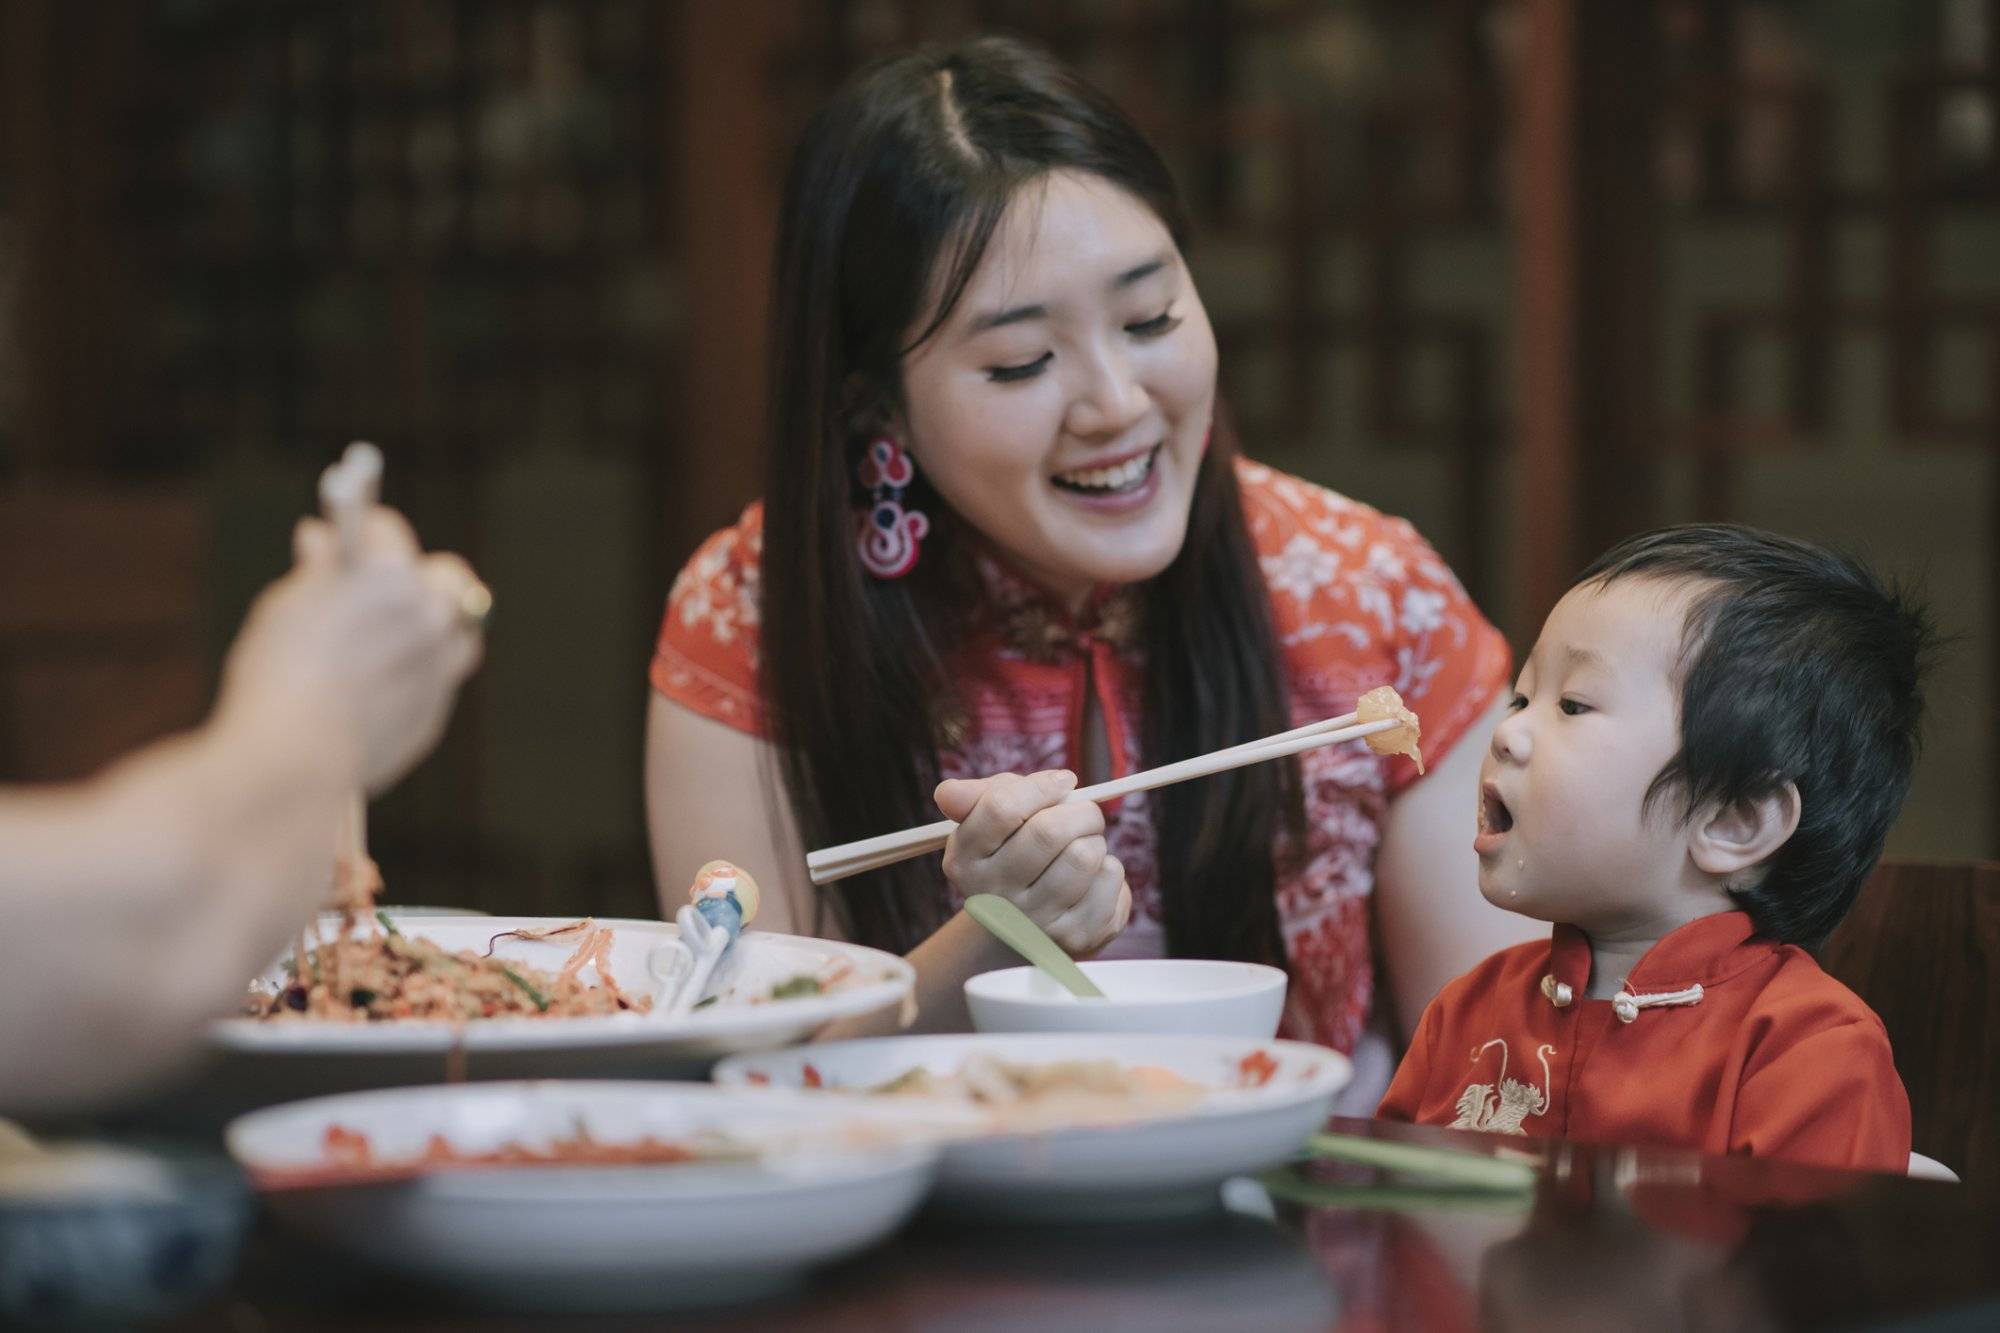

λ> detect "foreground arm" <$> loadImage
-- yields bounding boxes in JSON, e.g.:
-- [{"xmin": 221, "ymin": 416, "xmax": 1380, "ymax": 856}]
[{"xmin": 0, "ymin": 513, "xmax": 482, "ymax": 1114}]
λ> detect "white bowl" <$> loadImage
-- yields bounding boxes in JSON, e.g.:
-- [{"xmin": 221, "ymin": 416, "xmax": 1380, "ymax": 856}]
[
  {"xmin": 964, "ymin": 959, "xmax": 1287, "ymax": 1038},
  {"xmin": 226, "ymin": 1081, "xmax": 938, "ymax": 1310}
]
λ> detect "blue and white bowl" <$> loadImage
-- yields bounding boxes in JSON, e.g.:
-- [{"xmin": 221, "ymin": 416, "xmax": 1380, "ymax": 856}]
[{"xmin": 0, "ymin": 1142, "xmax": 250, "ymax": 1324}]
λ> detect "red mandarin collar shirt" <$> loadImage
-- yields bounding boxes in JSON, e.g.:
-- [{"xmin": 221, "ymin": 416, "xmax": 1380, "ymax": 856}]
[{"xmin": 1377, "ymin": 911, "xmax": 1911, "ymax": 1173}]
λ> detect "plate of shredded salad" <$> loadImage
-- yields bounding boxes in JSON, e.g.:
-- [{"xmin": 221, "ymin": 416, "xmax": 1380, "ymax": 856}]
[
  {"xmin": 209, "ymin": 914, "xmax": 913, "ymax": 1074},
  {"xmin": 225, "ymin": 1081, "xmax": 939, "ymax": 1309},
  {"xmin": 713, "ymin": 1033, "xmax": 1350, "ymax": 1222}
]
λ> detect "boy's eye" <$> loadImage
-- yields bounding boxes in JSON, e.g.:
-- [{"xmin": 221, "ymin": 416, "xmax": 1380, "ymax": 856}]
[
  {"xmin": 1507, "ymin": 693, "xmax": 1528, "ymax": 712},
  {"xmin": 1126, "ymin": 309, "xmax": 1181, "ymax": 338},
  {"xmin": 986, "ymin": 352, "xmax": 1053, "ymax": 383},
  {"xmin": 1559, "ymin": 698, "xmax": 1591, "ymax": 716}
]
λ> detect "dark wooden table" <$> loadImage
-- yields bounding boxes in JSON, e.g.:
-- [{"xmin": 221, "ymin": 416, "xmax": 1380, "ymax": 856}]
[{"xmin": 159, "ymin": 1117, "xmax": 2000, "ymax": 1332}]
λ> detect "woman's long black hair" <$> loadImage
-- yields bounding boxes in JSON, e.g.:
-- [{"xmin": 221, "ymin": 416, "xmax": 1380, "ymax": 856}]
[{"xmin": 758, "ymin": 36, "xmax": 1304, "ymax": 964}]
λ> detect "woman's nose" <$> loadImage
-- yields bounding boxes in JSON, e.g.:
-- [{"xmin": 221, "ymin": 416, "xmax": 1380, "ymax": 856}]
[{"xmin": 1068, "ymin": 345, "xmax": 1148, "ymax": 438}]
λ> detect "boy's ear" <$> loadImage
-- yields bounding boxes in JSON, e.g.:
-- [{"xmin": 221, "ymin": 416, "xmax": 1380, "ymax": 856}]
[{"xmin": 1689, "ymin": 782, "xmax": 1801, "ymax": 881}]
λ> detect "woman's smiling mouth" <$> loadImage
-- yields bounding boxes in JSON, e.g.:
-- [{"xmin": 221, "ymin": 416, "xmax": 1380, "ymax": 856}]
[{"xmin": 1051, "ymin": 445, "xmax": 1160, "ymax": 495}]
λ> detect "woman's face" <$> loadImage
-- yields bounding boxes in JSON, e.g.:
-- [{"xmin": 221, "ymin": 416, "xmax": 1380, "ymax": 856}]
[{"xmin": 895, "ymin": 169, "xmax": 1218, "ymax": 610}]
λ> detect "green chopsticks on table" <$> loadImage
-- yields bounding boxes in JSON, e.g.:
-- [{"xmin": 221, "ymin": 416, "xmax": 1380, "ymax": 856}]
[
  {"xmin": 1295, "ymin": 1131, "xmax": 1539, "ymax": 1192},
  {"xmin": 1255, "ymin": 1130, "xmax": 1538, "ymax": 1215},
  {"xmin": 1258, "ymin": 1169, "xmax": 1535, "ymax": 1215}
]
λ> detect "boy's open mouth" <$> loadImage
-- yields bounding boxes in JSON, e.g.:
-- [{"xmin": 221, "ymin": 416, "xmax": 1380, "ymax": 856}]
[{"xmin": 1479, "ymin": 782, "xmax": 1514, "ymax": 836}]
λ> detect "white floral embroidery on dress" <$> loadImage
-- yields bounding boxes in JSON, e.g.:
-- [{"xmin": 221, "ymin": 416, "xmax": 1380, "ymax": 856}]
[
  {"xmin": 1363, "ymin": 542, "xmax": 1407, "ymax": 582},
  {"xmin": 1399, "ymin": 587, "xmax": 1447, "ymax": 636},
  {"xmin": 1394, "ymin": 643, "xmax": 1445, "ymax": 698},
  {"xmin": 668, "ymin": 526, "xmax": 765, "ymax": 653},
  {"xmin": 1262, "ymin": 533, "xmax": 1341, "ymax": 606}
]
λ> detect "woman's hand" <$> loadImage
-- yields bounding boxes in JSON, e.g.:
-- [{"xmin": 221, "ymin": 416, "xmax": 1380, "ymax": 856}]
[{"xmin": 933, "ymin": 770, "xmax": 1132, "ymax": 955}]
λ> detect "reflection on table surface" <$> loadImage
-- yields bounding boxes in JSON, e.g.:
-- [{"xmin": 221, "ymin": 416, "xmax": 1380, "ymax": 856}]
[{"xmin": 149, "ymin": 1115, "xmax": 2000, "ymax": 1332}]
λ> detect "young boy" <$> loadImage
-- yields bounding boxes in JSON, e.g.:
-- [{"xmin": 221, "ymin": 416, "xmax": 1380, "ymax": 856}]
[{"xmin": 1377, "ymin": 524, "xmax": 1931, "ymax": 1172}]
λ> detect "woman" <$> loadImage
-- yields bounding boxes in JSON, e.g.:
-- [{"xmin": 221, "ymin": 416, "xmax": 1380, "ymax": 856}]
[{"xmin": 647, "ymin": 37, "xmax": 1532, "ymax": 1103}]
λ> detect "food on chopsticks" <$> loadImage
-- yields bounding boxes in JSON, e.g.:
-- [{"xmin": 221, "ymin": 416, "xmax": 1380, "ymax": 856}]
[
  {"xmin": 246, "ymin": 915, "xmax": 648, "ymax": 1023},
  {"xmin": 1356, "ymin": 684, "xmax": 1424, "ymax": 772}
]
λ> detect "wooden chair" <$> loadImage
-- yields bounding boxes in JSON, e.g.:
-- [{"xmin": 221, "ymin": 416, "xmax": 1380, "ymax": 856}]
[{"xmin": 1816, "ymin": 860, "xmax": 2000, "ymax": 1185}]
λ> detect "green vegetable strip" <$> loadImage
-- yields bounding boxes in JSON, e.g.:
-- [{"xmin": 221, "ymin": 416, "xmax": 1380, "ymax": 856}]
[{"xmin": 499, "ymin": 965, "xmax": 551, "ymax": 1012}]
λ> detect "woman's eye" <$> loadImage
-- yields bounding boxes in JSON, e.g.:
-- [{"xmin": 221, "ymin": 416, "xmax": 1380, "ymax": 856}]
[
  {"xmin": 1127, "ymin": 309, "xmax": 1181, "ymax": 338},
  {"xmin": 1559, "ymin": 698, "xmax": 1591, "ymax": 716},
  {"xmin": 986, "ymin": 352, "xmax": 1052, "ymax": 383}
]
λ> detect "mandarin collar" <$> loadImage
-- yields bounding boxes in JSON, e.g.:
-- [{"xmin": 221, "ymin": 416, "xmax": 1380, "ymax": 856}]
[
  {"xmin": 1547, "ymin": 911, "xmax": 1772, "ymax": 1001},
  {"xmin": 960, "ymin": 545, "xmax": 1141, "ymax": 664}
]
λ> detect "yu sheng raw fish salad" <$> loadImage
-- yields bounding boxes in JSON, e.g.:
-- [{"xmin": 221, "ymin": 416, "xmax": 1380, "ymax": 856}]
[
  {"xmin": 245, "ymin": 855, "xmax": 878, "ymax": 1023},
  {"xmin": 248, "ymin": 1123, "xmax": 763, "ymax": 1190},
  {"xmin": 768, "ymin": 1050, "xmax": 1289, "ymax": 1133},
  {"xmin": 246, "ymin": 914, "xmax": 646, "ymax": 1022}
]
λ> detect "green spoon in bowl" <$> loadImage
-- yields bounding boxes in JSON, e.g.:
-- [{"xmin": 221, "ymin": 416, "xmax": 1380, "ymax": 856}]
[{"xmin": 964, "ymin": 893, "xmax": 1105, "ymax": 999}]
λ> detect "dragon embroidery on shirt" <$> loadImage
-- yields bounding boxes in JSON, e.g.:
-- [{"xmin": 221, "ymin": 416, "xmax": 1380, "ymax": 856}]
[{"xmin": 1449, "ymin": 1038, "xmax": 1555, "ymax": 1134}]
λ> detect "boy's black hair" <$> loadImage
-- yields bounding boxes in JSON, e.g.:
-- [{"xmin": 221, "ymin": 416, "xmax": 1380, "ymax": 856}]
[{"xmin": 1576, "ymin": 523, "xmax": 1936, "ymax": 947}]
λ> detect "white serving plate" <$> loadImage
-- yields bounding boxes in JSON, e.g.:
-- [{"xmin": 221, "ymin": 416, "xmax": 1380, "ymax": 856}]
[
  {"xmin": 208, "ymin": 916, "xmax": 913, "ymax": 1086},
  {"xmin": 713, "ymin": 1033, "xmax": 1349, "ymax": 1223},
  {"xmin": 216, "ymin": 915, "xmax": 913, "ymax": 1057},
  {"xmin": 226, "ymin": 1081, "xmax": 938, "ymax": 1310}
]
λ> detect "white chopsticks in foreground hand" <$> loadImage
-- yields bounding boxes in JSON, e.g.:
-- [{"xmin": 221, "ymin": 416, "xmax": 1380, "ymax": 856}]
[
  {"xmin": 319, "ymin": 442, "xmax": 383, "ymax": 897},
  {"xmin": 805, "ymin": 686, "xmax": 1421, "ymax": 886}
]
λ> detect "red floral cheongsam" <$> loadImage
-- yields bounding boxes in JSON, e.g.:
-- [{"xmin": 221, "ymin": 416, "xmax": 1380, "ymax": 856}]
[{"xmin": 652, "ymin": 458, "xmax": 1509, "ymax": 1059}]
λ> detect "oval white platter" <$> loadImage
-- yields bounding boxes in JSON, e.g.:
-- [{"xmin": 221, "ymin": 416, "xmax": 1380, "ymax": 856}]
[
  {"xmin": 713, "ymin": 1033, "xmax": 1350, "ymax": 1223},
  {"xmin": 226, "ymin": 1080, "xmax": 938, "ymax": 1310},
  {"xmin": 208, "ymin": 916, "xmax": 913, "ymax": 1080}
]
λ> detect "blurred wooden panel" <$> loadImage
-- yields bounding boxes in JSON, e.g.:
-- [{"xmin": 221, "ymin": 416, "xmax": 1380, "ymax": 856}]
[
  {"xmin": 0, "ymin": 488, "xmax": 205, "ymax": 780},
  {"xmin": 1819, "ymin": 860, "xmax": 2000, "ymax": 1185},
  {"xmin": 5, "ymin": 649, "xmax": 206, "ymax": 782},
  {"xmin": 0, "ymin": 490, "xmax": 202, "ymax": 631}
]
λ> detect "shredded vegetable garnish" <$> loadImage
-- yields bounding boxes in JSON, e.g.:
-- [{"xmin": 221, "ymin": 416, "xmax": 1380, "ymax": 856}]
[
  {"xmin": 247, "ymin": 857, "xmax": 645, "ymax": 1023},
  {"xmin": 859, "ymin": 1055, "xmax": 1211, "ymax": 1130},
  {"xmin": 253, "ymin": 1123, "xmax": 756, "ymax": 1186}
]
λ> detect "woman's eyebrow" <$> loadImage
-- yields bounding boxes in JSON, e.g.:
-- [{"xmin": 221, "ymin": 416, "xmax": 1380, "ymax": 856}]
[
  {"xmin": 1112, "ymin": 255, "xmax": 1169, "ymax": 289},
  {"xmin": 968, "ymin": 301, "xmax": 1047, "ymax": 334},
  {"xmin": 965, "ymin": 255, "xmax": 1174, "ymax": 335}
]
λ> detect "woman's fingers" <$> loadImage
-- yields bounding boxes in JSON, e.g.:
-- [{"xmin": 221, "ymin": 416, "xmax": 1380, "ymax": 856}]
[
  {"xmin": 1045, "ymin": 854, "xmax": 1128, "ymax": 954},
  {"xmin": 940, "ymin": 770, "xmax": 1076, "ymax": 863},
  {"xmin": 990, "ymin": 802, "xmax": 1106, "ymax": 903},
  {"xmin": 292, "ymin": 517, "xmax": 336, "ymax": 568}
]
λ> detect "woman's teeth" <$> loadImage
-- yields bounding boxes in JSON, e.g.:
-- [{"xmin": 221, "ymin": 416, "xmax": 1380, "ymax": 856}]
[{"xmin": 1053, "ymin": 447, "xmax": 1157, "ymax": 494}]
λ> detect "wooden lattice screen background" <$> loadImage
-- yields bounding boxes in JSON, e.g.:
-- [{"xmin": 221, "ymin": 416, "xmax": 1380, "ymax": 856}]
[{"xmin": 1, "ymin": 0, "xmax": 1995, "ymax": 918}]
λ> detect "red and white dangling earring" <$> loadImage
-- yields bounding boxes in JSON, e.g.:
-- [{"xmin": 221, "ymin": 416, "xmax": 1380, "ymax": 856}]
[{"xmin": 855, "ymin": 436, "xmax": 929, "ymax": 579}]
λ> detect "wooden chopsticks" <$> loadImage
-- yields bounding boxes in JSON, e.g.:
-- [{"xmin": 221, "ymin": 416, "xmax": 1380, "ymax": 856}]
[
  {"xmin": 318, "ymin": 442, "xmax": 383, "ymax": 889},
  {"xmin": 805, "ymin": 709, "xmax": 1401, "ymax": 886}
]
